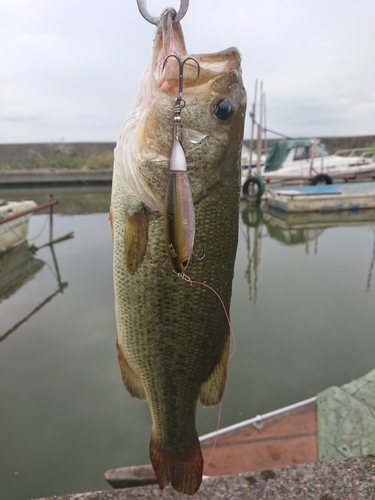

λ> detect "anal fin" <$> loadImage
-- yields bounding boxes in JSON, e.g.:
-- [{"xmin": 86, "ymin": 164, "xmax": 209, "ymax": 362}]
[
  {"xmin": 116, "ymin": 339, "xmax": 146, "ymax": 400},
  {"xmin": 124, "ymin": 207, "xmax": 149, "ymax": 275},
  {"xmin": 199, "ymin": 335, "xmax": 230, "ymax": 407}
]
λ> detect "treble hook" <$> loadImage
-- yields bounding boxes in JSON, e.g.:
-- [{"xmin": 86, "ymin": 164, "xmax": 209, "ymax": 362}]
[
  {"xmin": 162, "ymin": 54, "xmax": 200, "ymax": 138},
  {"xmin": 162, "ymin": 55, "xmax": 200, "ymax": 100},
  {"xmin": 136, "ymin": 0, "xmax": 189, "ymax": 25}
]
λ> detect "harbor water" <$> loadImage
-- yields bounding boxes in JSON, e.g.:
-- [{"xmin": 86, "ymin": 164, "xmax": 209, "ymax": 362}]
[{"xmin": 1, "ymin": 186, "xmax": 375, "ymax": 500}]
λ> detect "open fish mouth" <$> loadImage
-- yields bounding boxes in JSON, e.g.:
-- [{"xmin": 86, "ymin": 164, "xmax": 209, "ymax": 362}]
[{"xmin": 154, "ymin": 9, "xmax": 242, "ymax": 96}]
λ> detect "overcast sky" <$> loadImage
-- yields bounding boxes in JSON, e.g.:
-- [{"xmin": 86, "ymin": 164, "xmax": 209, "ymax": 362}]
[{"xmin": 1, "ymin": 0, "xmax": 374, "ymax": 144}]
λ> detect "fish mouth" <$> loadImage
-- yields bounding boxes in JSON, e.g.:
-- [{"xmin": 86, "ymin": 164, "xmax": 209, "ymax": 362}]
[
  {"xmin": 153, "ymin": 9, "xmax": 188, "ymax": 77},
  {"xmin": 154, "ymin": 9, "xmax": 242, "ymax": 94}
]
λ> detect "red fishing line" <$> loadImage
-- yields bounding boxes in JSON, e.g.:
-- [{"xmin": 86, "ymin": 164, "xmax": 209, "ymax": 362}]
[
  {"xmin": 188, "ymin": 278, "xmax": 237, "ymax": 363},
  {"xmin": 188, "ymin": 278, "xmax": 237, "ymax": 497}
]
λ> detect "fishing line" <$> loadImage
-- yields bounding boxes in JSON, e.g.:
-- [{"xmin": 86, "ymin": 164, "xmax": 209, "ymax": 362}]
[
  {"xmin": 184, "ymin": 277, "xmax": 237, "ymax": 498},
  {"xmin": 187, "ymin": 278, "xmax": 237, "ymax": 364},
  {"xmin": 28, "ymin": 213, "xmax": 49, "ymax": 241}
]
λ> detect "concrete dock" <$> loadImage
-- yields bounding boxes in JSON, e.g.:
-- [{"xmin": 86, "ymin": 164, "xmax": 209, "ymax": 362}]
[
  {"xmin": 0, "ymin": 169, "xmax": 112, "ymax": 186},
  {"xmin": 36, "ymin": 455, "xmax": 375, "ymax": 499}
]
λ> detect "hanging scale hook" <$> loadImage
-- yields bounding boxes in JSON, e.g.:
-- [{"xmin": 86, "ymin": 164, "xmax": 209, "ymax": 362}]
[{"xmin": 136, "ymin": 0, "xmax": 189, "ymax": 25}]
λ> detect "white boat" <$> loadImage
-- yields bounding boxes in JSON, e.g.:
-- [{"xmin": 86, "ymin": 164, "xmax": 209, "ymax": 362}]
[
  {"xmin": 242, "ymin": 139, "xmax": 375, "ymax": 200},
  {"xmin": 265, "ymin": 182, "xmax": 375, "ymax": 213},
  {"xmin": 0, "ymin": 200, "xmax": 37, "ymax": 253},
  {"xmin": 261, "ymin": 139, "xmax": 375, "ymax": 183}
]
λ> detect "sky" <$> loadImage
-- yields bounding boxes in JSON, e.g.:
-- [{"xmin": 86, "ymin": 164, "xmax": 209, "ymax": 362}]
[{"xmin": 1, "ymin": 0, "xmax": 375, "ymax": 144}]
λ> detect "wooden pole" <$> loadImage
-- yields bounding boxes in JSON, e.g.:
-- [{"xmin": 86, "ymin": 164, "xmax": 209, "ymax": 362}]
[
  {"xmin": 263, "ymin": 91, "xmax": 267, "ymax": 155},
  {"xmin": 256, "ymin": 81, "xmax": 263, "ymax": 176},
  {"xmin": 249, "ymin": 79, "xmax": 258, "ymax": 173}
]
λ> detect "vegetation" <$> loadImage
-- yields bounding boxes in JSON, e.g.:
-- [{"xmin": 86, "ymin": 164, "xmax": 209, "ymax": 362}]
[{"xmin": 26, "ymin": 148, "xmax": 113, "ymax": 170}]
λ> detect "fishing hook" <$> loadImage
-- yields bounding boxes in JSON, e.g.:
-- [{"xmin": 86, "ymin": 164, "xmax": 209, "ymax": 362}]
[
  {"xmin": 136, "ymin": 0, "xmax": 189, "ymax": 25},
  {"xmin": 192, "ymin": 244, "xmax": 206, "ymax": 262},
  {"xmin": 162, "ymin": 54, "xmax": 200, "ymax": 135},
  {"xmin": 162, "ymin": 54, "xmax": 200, "ymax": 100}
]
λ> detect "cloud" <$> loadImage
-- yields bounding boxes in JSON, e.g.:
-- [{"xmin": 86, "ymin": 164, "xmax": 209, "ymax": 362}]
[{"xmin": 1, "ymin": 0, "xmax": 374, "ymax": 143}]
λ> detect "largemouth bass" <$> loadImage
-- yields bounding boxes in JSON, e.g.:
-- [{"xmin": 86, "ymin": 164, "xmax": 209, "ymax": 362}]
[{"xmin": 110, "ymin": 8, "xmax": 246, "ymax": 495}]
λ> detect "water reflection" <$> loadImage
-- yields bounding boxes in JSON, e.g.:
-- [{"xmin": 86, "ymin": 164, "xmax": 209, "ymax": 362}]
[
  {"xmin": 0, "ymin": 242, "xmax": 44, "ymax": 303},
  {"xmin": 240, "ymin": 204, "xmax": 263, "ymax": 304},
  {"xmin": 0, "ymin": 213, "xmax": 73, "ymax": 343},
  {"xmin": 0, "ymin": 186, "xmax": 111, "ymax": 215},
  {"xmin": 240, "ymin": 202, "xmax": 375, "ymax": 300}
]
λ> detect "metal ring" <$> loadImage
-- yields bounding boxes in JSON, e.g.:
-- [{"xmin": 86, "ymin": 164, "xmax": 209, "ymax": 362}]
[{"xmin": 136, "ymin": 0, "xmax": 189, "ymax": 25}]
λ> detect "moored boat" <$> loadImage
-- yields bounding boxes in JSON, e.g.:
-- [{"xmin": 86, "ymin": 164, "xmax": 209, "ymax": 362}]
[
  {"xmin": 0, "ymin": 200, "xmax": 37, "ymax": 253},
  {"xmin": 241, "ymin": 139, "xmax": 375, "ymax": 201},
  {"xmin": 261, "ymin": 139, "xmax": 375, "ymax": 184},
  {"xmin": 265, "ymin": 182, "xmax": 375, "ymax": 213}
]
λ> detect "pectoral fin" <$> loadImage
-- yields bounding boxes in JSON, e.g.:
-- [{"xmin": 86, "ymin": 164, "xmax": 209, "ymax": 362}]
[
  {"xmin": 116, "ymin": 339, "xmax": 146, "ymax": 400},
  {"xmin": 199, "ymin": 335, "xmax": 230, "ymax": 407},
  {"xmin": 124, "ymin": 206, "xmax": 149, "ymax": 275}
]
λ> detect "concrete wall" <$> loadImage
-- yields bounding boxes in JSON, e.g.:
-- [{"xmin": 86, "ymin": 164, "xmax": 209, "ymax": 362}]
[{"xmin": 0, "ymin": 142, "xmax": 116, "ymax": 169}]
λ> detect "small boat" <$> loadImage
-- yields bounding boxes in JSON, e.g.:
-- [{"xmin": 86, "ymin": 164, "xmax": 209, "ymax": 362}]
[
  {"xmin": 265, "ymin": 182, "xmax": 375, "ymax": 213},
  {"xmin": 0, "ymin": 199, "xmax": 37, "ymax": 253},
  {"xmin": 104, "ymin": 368, "xmax": 375, "ymax": 488}
]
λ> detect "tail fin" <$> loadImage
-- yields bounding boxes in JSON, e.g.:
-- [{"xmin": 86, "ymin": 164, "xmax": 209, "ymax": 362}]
[{"xmin": 150, "ymin": 435, "xmax": 203, "ymax": 495}]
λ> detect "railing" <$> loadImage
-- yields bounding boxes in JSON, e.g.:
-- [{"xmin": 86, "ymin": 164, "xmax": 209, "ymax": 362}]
[
  {"xmin": 335, "ymin": 147, "xmax": 375, "ymax": 161},
  {"xmin": 0, "ymin": 195, "xmax": 59, "ymax": 225},
  {"xmin": 0, "ymin": 194, "xmax": 59, "ymax": 243}
]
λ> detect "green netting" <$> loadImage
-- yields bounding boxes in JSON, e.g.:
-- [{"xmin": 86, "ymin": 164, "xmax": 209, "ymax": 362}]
[
  {"xmin": 264, "ymin": 139, "xmax": 312, "ymax": 172},
  {"xmin": 317, "ymin": 368, "xmax": 375, "ymax": 461}
]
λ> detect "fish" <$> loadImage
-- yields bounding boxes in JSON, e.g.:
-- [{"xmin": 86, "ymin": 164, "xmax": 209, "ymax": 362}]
[{"xmin": 110, "ymin": 7, "xmax": 246, "ymax": 496}]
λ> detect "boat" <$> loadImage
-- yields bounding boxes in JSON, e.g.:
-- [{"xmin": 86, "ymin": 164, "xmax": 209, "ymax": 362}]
[
  {"xmin": 241, "ymin": 139, "xmax": 375, "ymax": 201},
  {"xmin": 265, "ymin": 182, "xmax": 375, "ymax": 213},
  {"xmin": 0, "ymin": 200, "xmax": 37, "ymax": 253},
  {"xmin": 104, "ymin": 369, "xmax": 375, "ymax": 489},
  {"xmin": 261, "ymin": 139, "xmax": 375, "ymax": 184},
  {"xmin": 241, "ymin": 143, "xmax": 267, "ymax": 183}
]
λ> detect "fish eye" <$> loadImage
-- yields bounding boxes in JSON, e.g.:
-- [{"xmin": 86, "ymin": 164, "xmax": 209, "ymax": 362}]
[{"xmin": 213, "ymin": 98, "xmax": 234, "ymax": 120}]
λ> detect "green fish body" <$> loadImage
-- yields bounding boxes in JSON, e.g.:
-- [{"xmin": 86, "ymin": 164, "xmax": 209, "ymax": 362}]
[{"xmin": 110, "ymin": 9, "xmax": 246, "ymax": 495}]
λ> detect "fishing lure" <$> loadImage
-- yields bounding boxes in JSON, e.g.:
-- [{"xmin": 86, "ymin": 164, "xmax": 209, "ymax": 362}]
[{"xmin": 163, "ymin": 54, "xmax": 200, "ymax": 275}]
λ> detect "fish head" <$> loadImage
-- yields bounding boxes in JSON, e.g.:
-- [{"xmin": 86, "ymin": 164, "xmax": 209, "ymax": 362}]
[{"xmin": 115, "ymin": 8, "xmax": 247, "ymax": 212}]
